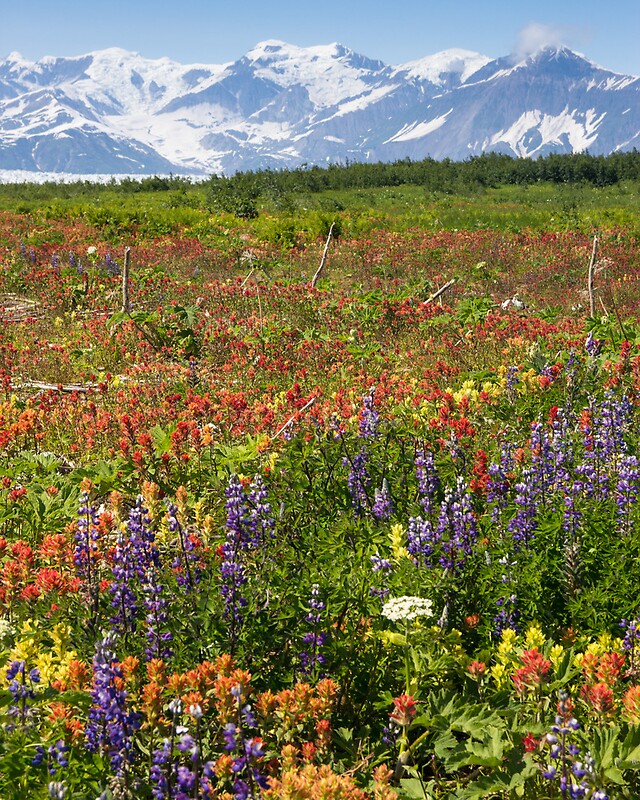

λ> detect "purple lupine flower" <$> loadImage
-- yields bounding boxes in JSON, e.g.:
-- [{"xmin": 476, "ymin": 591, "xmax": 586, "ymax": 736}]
[
  {"xmin": 225, "ymin": 475, "xmax": 252, "ymax": 548},
  {"xmin": 436, "ymin": 476, "xmax": 478, "ymax": 572},
  {"xmin": 300, "ymin": 583, "xmax": 328, "ymax": 676},
  {"xmin": 595, "ymin": 390, "xmax": 632, "ymax": 463},
  {"xmin": 541, "ymin": 691, "xmax": 607, "ymax": 800},
  {"xmin": 576, "ymin": 400, "xmax": 611, "ymax": 501},
  {"xmin": 487, "ymin": 439, "xmax": 513, "ymax": 522},
  {"xmin": 370, "ymin": 553, "xmax": 393, "ymax": 598},
  {"xmin": 32, "ymin": 740, "xmax": 69, "ymax": 775},
  {"xmin": 616, "ymin": 454, "xmax": 640, "ymax": 535},
  {"xmin": 406, "ymin": 515, "xmax": 438, "ymax": 566},
  {"xmin": 415, "ymin": 446, "xmax": 439, "ymax": 519},
  {"xmin": 505, "ymin": 365, "xmax": 520, "ymax": 400},
  {"xmin": 585, "ymin": 332, "xmax": 601, "ymax": 358},
  {"xmin": 345, "ymin": 446, "xmax": 370, "ymax": 518},
  {"xmin": 85, "ymin": 632, "xmax": 141, "ymax": 777},
  {"xmin": 620, "ymin": 617, "xmax": 640, "ymax": 678},
  {"xmin": 551, "ymin": 408, "xmax": 575, "ymax": 488},
  {"xmin": 110, "ymin": 504, "xmax": 147, "ymax": 636},
  {"xmin": 6, "ymin": 660, "xmax": 40, "ymax": 727},
  {"xmin": 382, "ymin": 723, "xmax": 399, "ymax": 749},
  {"xmin": 372, "ymin": 480, "xmax": 393, "ymax": 521},
  {"xmin": 167, "ymin": 501, "xmax": 201, "ymax": 591},
  {"xmin": 150, "ymin": 738, "xmax": 172, "ymax": 800},
  {"xmin": 248, "ymin": 473, "xmax": 274, "ymax": 546},
  {"xmin": 150, "ymin": 697, "xmax": 183, "ymax": 799},
  {"xmin": 74, "ymin": 492, "xmax": 102, "ymax": 619},
  {"xmin": 104, "ymin": 252, "xmax": 120, "ymax": 275},
  {"xmin": 359, "ymin": 387, "xmax": 379, "ymax": 439},
  {"xmin": 19, "ymin": 240, "xmax": 27, "ymax": 260},
  {"xmin": 51, "ymin": 254, "xmax": 60, "ymax": 273},
  {"xmin": 143, "ymin": 565, "xmax": 173, "ymax": 661},
  {"xmin": 220, "ymin": 476, "xmax": 253, "ymax": 650},
  {"xmin": 224, "ymin": 685, "xmax": 269, "ymax": 799},
  {"xmin": 621, "ymin": 618, "xmax": 640, "ymax": 643},
  {"xmin": 539, "ymin": 363, "xmax": 557, "ymax": 385},
  {"xmin": 530, "ymin": 421, "xmax": 554, "ymax": 509},
  {"xmin": 508, "ymin": 469, "xmax": 538, "ymax": 547},
  {"xmin": 562, "ymin": 481, "xmax": 584, "ymax": 539},
  {"xmin": 493, "ymin": 593, "xmax": 518, "ymax": 638}
]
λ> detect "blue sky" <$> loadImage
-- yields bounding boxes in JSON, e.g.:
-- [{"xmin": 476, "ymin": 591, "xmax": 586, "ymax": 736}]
[{"xmin": 3, "ymin": 0, "xmax": 639, "ymax": 75}]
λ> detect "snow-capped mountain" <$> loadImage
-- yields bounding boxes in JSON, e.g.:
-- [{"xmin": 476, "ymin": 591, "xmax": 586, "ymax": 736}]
[{"xmin": 0, "ymin": 41, "xmax": 638, "ymax": 176}]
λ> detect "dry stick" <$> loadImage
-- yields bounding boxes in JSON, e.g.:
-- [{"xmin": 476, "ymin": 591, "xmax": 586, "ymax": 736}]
[
  {"xmin": 311, "ymin": 222, "xmax": 335, "ymax": 287},
  {"xmin": 122, "ymin": 247, "xmax": 131, "ymax": 312},
  {"xmin": 587, "ymin": 234, "xmax": 598, "ymax": 318},
  {"xmin": 423, "ymin": 278, "xmax": 456, "ymax": 305},
  {"xmin": 271, "ymin": 397, "xmax": 315, "ymax": 440},
  {"xmin": 16, "ymin": 380, "xmax": 95, "ymax": 393},
  {"xmin": 599, "ymin": 296, "xmax": 610, "ymax": 317},
  {"xmin": 240, "ymin": 267, "xmax": 255, "ymax": 288}
]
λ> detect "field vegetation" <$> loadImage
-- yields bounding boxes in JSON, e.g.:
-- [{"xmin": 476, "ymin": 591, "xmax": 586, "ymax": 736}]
[{"xmin": 0, "ymin": 152, "xmax": 640, "ymax": 798}]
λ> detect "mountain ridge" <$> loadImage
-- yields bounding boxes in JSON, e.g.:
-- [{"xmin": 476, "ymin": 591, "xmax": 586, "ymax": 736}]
[{"xmin": 0, "ymin": 41, "xmax": 638, "ymax": 176}]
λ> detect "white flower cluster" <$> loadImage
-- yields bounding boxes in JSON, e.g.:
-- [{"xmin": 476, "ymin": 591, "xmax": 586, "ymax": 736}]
[{"xmin": 382, "ymin": 595, "xmax": 434, "ymax": 622}]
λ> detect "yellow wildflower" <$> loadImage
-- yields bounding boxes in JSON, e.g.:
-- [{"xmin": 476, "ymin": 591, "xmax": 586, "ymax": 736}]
[
  {"xmin": 35, "ymin": 653, "xmax": 57, "ymax": 685},
  {"xmin": 389, "ymin": 523, "xmax": 410, "ymax": 562},
  {"xmin": 497, "ymin": 628, "xmax": 518, "ymax": 662},
  {"xmin": 550, "ymin": 644, "xmax": 565, "ymax": 667},
  {"xmin": 524, "ymin": 624, "xmax": 546, "ymax": 650},
  {"xmin": 491, "ymin": 662, "xmax": 510, "ymax": 689}
]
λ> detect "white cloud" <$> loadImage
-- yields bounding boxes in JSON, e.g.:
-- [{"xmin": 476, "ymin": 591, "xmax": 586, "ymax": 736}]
[
  {"xmin": 510, "ymin": 22, "xmax": 594, "ymax": 64},
  {"xmin": 514, "ymin": 22, "xmax": 567, "ymax": 59}
]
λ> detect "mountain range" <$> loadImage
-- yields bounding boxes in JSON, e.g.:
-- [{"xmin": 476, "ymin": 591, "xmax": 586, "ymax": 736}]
[{"xmin": 0, "ymin": 41, "xmax": 638, "ymax": 176}]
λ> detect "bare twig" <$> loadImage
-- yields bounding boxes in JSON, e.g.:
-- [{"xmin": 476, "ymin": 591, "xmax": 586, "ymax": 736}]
[
  {"xmin": 587, "ymin": 235, "xmax": 598, "ymax": 318},
  {"xmin": 311, "ymin": 222, "xmax": 335, "ymax": 287},
  {"xmin": 271, "ymin": 397, "xmax": 315, "ymax": 440},
  {"xmin": 423, "ymin": 278, "xmax": 456, "ymax": 305},
  {"xmin": 240, "ymin": 268, "xmax": 255, "ymax": 288}
]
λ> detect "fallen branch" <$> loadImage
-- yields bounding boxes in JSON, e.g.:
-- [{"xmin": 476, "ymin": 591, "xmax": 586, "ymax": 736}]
[
  {"xmin": 15, "ymin": 380, "xmax": 97, "ymax": 394},
  {"xmin": 311, "ymin": 222, "xmax": 335, "ymax": 287},
  {"xmin": 423, "ymin": 278, "xmax": 456, "ymax": 305},
  {"xmin": 271, "ymin": 397, "xmax": 315, "ymax": 440},
  {"xmin": 0, "ymin": 295, "xmax": 42, "ymax": 321}
]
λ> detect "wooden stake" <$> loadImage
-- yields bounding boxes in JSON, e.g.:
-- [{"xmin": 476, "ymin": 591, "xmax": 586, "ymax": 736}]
[
  {"xmin": 122, "ymin": 247, "xmax": 131, "ymax": 313},
  {"xmin": 587, "ymin": 235, "xmax": 598, "ymax": 318},
  {"xmin": 311, "ymin": 222, "xmax": 335, "ymax": 287}
]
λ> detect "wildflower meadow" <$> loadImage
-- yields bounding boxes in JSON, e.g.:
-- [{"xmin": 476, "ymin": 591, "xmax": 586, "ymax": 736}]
[{"xmin": 1, "ymin": 171, "xmax": 640, "ymax": 799}]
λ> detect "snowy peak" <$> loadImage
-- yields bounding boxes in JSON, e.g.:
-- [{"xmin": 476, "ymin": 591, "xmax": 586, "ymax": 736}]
[
  {"xmin": 236, "ymin": 39, "xmax": 389, "ymax": 107},
  {"xmin": 0, "ymin": 42, "xmax": 638, "ymax": 175},
  {"xmin": 394, "ymin": 49, "xmax": 493, "ymax": 87}
]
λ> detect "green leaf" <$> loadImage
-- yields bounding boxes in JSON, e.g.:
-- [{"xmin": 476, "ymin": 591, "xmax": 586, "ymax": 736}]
[
  {"xmin": 603, "ymin": 766, "xmax": 625, "ymax": 785},
  {"xmin": 433, "ymin": 730, "xmax": 458, "ymax": 760},
  {"xmin": 106, "ymin": 310, "xmax": 128, "ymax": 330},
  {"xmin": 399, "ymin": 775, "xmax": 436, "ymax": 799},
  {"xmin": 592, "ymin": 725, "xmax": 620, "ymax": 771},
  {"xmin": 150, "ymin": 424, "xmax": 175, "ymax": 454},
  {"xmin": 618, "ymin": 725, "xmax": 640, "ymax": 769}
]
